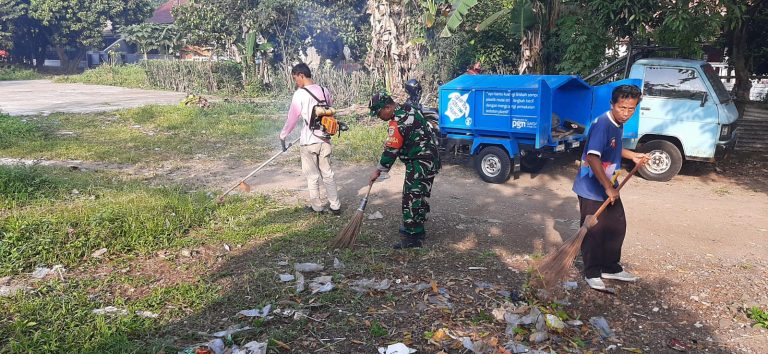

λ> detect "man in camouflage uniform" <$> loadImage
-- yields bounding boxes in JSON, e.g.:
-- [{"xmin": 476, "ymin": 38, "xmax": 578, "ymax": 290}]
[{"xmin": 368, "ymin": 93, "xmax": 441, "ymax": 249}]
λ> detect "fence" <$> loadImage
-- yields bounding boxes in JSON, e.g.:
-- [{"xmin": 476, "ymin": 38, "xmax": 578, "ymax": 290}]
[{"xmin": 735, "ymin": 101, "xmax": 768, "ymax": 152}]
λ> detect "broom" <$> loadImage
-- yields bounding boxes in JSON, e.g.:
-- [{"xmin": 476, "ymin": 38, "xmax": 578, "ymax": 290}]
[
  {"xmin": 217, "ymin": 137, "xmax": 299, "ymax": 203},
  {"xmin": 535, "ymin": 163, "xmax": 641, "ymax": 288},
  {"xmin": 330, "ymin": 182, "xmax": 374, "ymax": 249}
]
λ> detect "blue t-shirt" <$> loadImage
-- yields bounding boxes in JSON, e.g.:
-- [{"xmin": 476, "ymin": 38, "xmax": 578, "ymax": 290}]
[{"xmin": 573, "ymin": 112, "xmax": 623, "ymax": 201}]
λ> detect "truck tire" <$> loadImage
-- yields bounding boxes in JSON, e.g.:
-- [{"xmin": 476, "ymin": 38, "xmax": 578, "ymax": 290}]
[
  {"xmin": 638, "ymin": 140, "xmax": 683, "ymax": 182},
  {"xmin": 474, "ymin": 146, "xmax": 511, "ymax": 183},
  {"xmin": 521, "ymin": 152, "xmax": 547, "ymax": 173}
]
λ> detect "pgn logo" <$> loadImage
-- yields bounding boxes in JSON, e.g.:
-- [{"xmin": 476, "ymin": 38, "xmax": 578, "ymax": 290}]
[{"xmin": 512, "ymin": 120, "xmax": 527, "ymax": 129}]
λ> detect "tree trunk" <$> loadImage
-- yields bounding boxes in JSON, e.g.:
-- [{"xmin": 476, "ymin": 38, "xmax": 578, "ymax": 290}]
[
  {"xmin": 366, "ymin": 0, "xmax": 424, "ymax": 98},
  {"xmin": 730, "ymin": 23, "xmax": 752, "ymax": 100},
  {"xmin": 55, "ymin": 45, "xmax": 86, "ymax": 73}
]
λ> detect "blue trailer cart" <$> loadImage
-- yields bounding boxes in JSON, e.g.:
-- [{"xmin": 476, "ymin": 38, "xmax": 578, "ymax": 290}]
[{"xmin": 439, "ymin": 74, "xmax": 641, "ymax": 183}]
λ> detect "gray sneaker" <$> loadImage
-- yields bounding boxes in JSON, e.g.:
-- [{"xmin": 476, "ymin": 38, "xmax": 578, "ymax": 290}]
[
  {"xmin": 585, "ymin": 277, "xmax": 606, "ymax": 290},
  {"xmin": 601, "ymin": 270, "xmax": 638, "ymax": 282}
]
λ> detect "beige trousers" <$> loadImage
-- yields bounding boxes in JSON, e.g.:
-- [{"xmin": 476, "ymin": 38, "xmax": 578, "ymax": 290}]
[{"xmin": 300, "ymin": 142, "xmax": 340, "ymax": 211}]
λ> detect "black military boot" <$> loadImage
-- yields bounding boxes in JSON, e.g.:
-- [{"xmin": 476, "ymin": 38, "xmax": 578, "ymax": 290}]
[
  {"xmin": 392, "ymin": 236, "xmax": 423, "ymax": 249},
  {"xmin": 399, "ymin": 226, "xmax": 426, "ymax": 241}
]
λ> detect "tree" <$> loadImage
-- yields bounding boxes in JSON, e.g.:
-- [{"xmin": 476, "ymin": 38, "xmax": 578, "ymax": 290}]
[
  {"xmin": 27, "ymin": 0, "xmax": 153, "ymax": 72},
  {"xmin": 723, "ymin": 0, "xmax": 766, "ymax": 100},
  {"xmin": 120, "ymin": 23, "xmax": 181, "ymax": 59}
]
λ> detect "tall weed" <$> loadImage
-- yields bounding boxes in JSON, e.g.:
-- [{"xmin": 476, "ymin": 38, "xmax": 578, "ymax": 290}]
[
  {"xmin": 54, "ymin": 65, "xmax": 149, "ymax": 88},
  {"xmin": 144, "ymin": 60, "xmax": 242, "ymax": 94}
]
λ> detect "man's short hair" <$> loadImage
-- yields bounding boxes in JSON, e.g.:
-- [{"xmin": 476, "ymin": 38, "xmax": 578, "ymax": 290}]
[
  {"xmin": 291, "ymin": 63, "xmax": 312, "ymax": 78},
  {"xmin": 611, "ymin": 84, "xmax": 642, "ymax": 104}
]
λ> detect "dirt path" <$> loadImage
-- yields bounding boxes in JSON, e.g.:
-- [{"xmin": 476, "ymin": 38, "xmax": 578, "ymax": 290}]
[
  {"xmin": 0, "ymin": 80, "xmax": 186, "ymax": 116},
  {"xmin": 193, "ymin": 153, "xmax": 768, "ymax": 352},
  {"xmin": 9, "ymin": 152, "xmax": 768, "ymax": 352}
]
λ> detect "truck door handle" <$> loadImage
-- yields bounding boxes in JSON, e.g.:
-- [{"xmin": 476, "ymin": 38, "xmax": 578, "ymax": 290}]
[{"xmin": 640, "ymin": 107, "xmax": 651, "ymax": 111}]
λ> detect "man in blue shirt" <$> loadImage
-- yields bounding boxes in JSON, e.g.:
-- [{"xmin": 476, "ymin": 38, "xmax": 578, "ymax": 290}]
[{"xmin": 573, "ymin": 84, "xmax": 649, "ymax": 291}]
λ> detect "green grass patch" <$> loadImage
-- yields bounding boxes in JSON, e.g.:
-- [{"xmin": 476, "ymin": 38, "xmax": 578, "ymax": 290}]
[
  {"xmin": 54, "ymin": 65, "xmax": 150, "ymax": 89},
  {"xmin": 0, "ymin": 279, "xmax": 220, "ymax": 353},
  {"xmin": 0, "ymin": 103, "xmax": 286, "ymax": 164},
  {"xmin": 0, "ymin": 166, "xmax": 216, "ymax": 276},
  {"xmin": 0, "ymin": 66, "xmax": 42, "ymax": 81},
  {"xmin": 333, "ymin": 118, "xmax": 387, "ymax": 164},
  {"xmin": 1, "ymin": 104, "xmax": 386, "ymax": 166},
  {"xmin": 748, "ymin": 306, "xmax": 768, "ymax": 328}
]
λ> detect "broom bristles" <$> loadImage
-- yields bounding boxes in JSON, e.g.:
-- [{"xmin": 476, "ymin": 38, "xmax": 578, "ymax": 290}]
[
  {"xmin": 535, "ymin": 227, "xmax": 588, "ymax": 289},
  {"xmin": 330, "ymin": 210, "xmax": 365, "ymax": 249}
]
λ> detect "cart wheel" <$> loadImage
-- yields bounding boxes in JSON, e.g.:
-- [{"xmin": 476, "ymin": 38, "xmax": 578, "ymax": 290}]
[
  {"xmin": 638, "ymin": 140, "xmax": 683, "ymax": 182},
  {"xmin": 521, "ymin": 152, "xmax": 547, "ymax": 173},
  {"xmin": 474, "ymin": 146, "xmax": 511, "ymax": 183}
]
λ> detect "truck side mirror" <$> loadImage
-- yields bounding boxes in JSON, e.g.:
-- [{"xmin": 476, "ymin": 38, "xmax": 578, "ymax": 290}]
[{"xmin": 700, "ymin": 92, "xmax": 708, "ymax": 107}]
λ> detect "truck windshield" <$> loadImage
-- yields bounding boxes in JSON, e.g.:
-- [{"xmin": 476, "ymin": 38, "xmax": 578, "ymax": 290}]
[{"xmin": 702, "ymin": 64, "xmax": 732, "ymax": 103}]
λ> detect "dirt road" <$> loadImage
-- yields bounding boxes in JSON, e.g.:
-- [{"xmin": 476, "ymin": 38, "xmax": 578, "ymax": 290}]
[{"xmin": 198, "ymin": 153, "xmax": 768, "ymax": 352}]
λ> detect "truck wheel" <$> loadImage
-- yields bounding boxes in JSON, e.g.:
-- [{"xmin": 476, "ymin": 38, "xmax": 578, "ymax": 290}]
[
  {"xmin": 638, "ymin": 140, "xmax": 683, "ymax": 182},
  {"xmin": 521, "ymin": 152, "xmax": 547, "ymax": 173},
  {"xmin": 474, "ymin": 146, "xmax": 511, "ymax": 183}
]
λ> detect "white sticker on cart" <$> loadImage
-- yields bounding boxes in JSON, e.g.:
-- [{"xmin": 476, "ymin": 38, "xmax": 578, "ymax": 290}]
[{"xmin": 445, "ymin": 92, "xmax": 470, "ymax": 122}]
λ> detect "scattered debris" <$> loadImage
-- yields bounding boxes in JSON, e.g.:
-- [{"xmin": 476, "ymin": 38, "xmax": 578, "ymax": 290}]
[
  {"xmin": 233, "ymin": 341, "xmax": 268, "ymax": 354},
  {"xmin": 92, "ymin": 306, "xmax": 128, "ymax": 316},
  {"xmin": 294, "ymin": 263, "xmax": 324, "ymax": 272},
  {"xmin": 91, "ymin": 248, "xmax": 108, "ymax": 258},
  {"xmin": 135, "ymin": 310, "xmax": 159, "ymax": 318},
  {"xmin": 367, "ymin": 211, "xmax": 384, "ymax": 220},
  {"xmin": 563, "ymin": 281, "xmax": 578, "ymax": 290},
  {"xmin": 237, "ymin": 304, "xmax": 271, "ymax": 318},
  {"xmin": 468, "ymin": 266, "xmax": 487, "ymax": 270},
  {"xmin": 31, "ymin": 265, "xmax": 64, "ymax": 279},
  {"xmin": 350, "ymin": 278, "xmax": 391, "ymax": 293},
  {"xmin": 377, "ymin": 342, "xmax": 416, "ymax": 354},
  {"xmin": 295, "ymin": 272, "xmax": 305, "ymax": 293},
  {"xmin": 589, "ymin": 316, "xmax": 615, "ymax": 340},
  {"xmin": 279, "ymin": 274, "xmax": 295, "ymax": 282},
  {"xmin": 544, "ymin": 314, "xmax": 565, "ymax": 330},
  {"xmin": 0, "ymin": 285, "xmax": 26, "ymax": 297},
  {"xmin": 309, "ymin": 276, "xmax": 334, "ymax": 294},
  {"xmin": 210, "ymin": 324, "xmax": 253, "ymax": 338},
  {"xmin": 223, "ymin": 244, "xmax": 231, "ymax": 252},
  {"xmin": 668, "ymin": 338, "xmax": 690, "ymax": 351},
  {"xmin": 333, "ymin": 257, "xmax": 345, "ymax": 269}
]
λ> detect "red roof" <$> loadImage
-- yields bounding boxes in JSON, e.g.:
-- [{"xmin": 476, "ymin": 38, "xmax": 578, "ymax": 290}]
[{"xmin": 148, "ymin": 0, "xmax": 188, "ymax": 24}]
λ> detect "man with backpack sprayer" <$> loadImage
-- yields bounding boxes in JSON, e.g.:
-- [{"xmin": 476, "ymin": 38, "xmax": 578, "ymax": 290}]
[{"xmin": 279, "ymin": 63, "xmax": 342, "ymax": 215}]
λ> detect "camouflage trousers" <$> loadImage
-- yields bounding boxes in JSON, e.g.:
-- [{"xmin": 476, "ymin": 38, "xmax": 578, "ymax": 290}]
[{"xmin": 401, "ymin": 160, "xmax": 438, "ymax": 236}]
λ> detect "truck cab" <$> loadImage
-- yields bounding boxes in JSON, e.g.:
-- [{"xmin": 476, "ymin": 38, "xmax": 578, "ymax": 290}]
[{"xmin": 625, "ymin": 58, "xmax": 739, "ymax": 181}]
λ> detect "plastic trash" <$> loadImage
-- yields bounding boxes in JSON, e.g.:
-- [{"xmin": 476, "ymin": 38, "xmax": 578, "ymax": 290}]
[
  {"xmin": 294, "ymin": 263, "xmax": 324, "ymax": 272},
  {"xmin": 295, "ymin": 272, "xmax": 305, "ymax": 293},
  {"xmin": 563, "ymin": 281, "xmax": 578, "ymax": 290},
  {"xmin": 135, "ymin": 310, "xmax": 159, "ymax": 318},
  {"xmin": 91, "ymin": 248, "xmax": 108, "ymax": 258},
  {"xmin": 545, "ymin": 314, "xmax": 565, "ymax": 330},
  {"xmin": 232, "ymin": 341, "xmax": 267, "ymax": 354},
  {"xmin": 92, "ymin": 306, "xmax": 128, "ymax": 316},
  {"xmin": 529, "ymin": 331, "xmax": 549, "ymax": 343},
  {"xmin": 210, "ymin": 324, "xmax": 253, "ymax": 337},
  {"xmin": 32, "ymin": 265, "xmax": 64, "ymax": 279},
  {"xmin": 350, "ymin": 279, "xmax": 391, "ymax": 293},
  {"xmin": 377, "ymin": 343, "xmax": 416, "ymax": 354},
  {"xmin": 309, "ymin": 276, "xmax": 334, "ymax": 294},
  {"xmin": 589, "ymin": 316, "xmax": 615, "ymax": 339},
  {"xmin": 367, "ymin": 211, "xmax": 384, "ymax": 220},
  {"xmin": 333, "ymin": 258, "xmax": 345, "ymax": 269},
  {"xmin": 279, "ymin": 274, "xmax": 295, "ymax": 282},
  {"xmin": 237, "ymin": 304, "xmax": 271, "ymax": 318}
]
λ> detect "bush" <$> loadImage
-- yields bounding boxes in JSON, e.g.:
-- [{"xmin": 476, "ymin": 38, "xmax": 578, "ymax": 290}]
[
  {"xmin": 144, "ymin": 60, "xmax": 242, "ymax": 94},
  {"xmin": 0, "ymin": 66, "xmax": 42, "ymax": 81},
  {"xmin": 54, "ymin": 64, "xmax": 149, "ymax": 88}
]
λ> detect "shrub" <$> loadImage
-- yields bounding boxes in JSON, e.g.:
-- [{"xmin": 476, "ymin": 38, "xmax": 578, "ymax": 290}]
[
  {"xmin": 0, "ymin": 66, "xmax": 42, "ymax": 81},
  {"xmin": 144, "ymin": 60, "xmax": 242, "ymax": 94},
  {"xmin": 54, "ymin": 64, "xmax": 149, "ymax": 88}
]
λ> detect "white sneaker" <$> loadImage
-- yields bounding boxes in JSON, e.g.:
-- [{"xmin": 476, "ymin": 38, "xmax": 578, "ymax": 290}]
[
  {"xmin": 601, "ymin": 270, "xmax": 638, "ymax": 282},
  {"xmin": 585, "ymin": 277, "xmax": 606, "ymax": 290}
]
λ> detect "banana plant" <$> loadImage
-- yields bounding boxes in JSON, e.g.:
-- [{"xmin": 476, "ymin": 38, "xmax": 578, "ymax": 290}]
[{"xmin": 439, "ymin": 0, "xmax": 479, "ymax": 37}]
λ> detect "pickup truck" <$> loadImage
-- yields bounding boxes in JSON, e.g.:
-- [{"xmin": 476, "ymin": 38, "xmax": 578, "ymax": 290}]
[{"xmin": 437, "ymin": 58, "xmax": 739, "ymax": 183}]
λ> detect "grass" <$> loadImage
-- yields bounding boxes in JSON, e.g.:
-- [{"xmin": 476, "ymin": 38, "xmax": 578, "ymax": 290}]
[
  {"xmin": 54, "ymin": 64, "xmax": 150, "ymax": 89},
  {"xmin": 0, "ymin": 104, "xmax": 384, "ymax": 166},
  {"xmin": 0, "ymin": 66, "xmax": 43, "ymax": 81},
  {"xmin": 747, "ymin": 306, "xmax": 768, "ymax": 328}
]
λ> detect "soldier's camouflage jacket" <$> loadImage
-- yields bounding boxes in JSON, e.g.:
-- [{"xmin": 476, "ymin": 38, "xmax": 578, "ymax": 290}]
[{"xmin": 377, "ymin": 105, "xmax": 441, "ymax": 177}]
